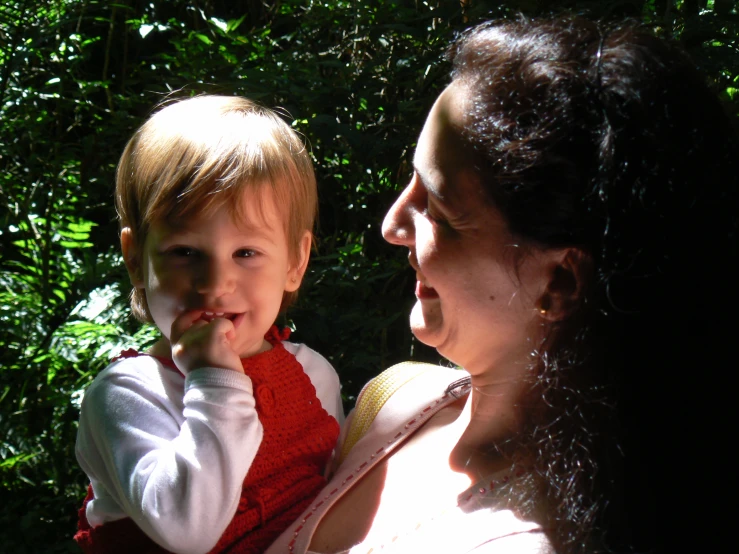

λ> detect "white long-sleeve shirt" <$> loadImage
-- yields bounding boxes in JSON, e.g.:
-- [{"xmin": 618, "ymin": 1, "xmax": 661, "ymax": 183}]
[{"xmin": 75, "ymin": 341, "xmax": 343, "ymax": 554}]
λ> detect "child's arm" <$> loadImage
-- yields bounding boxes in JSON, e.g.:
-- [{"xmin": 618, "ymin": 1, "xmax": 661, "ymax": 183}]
[
  {"xmin": 284, "ymin": 342, "xmax": 344, "ymax": 478},
  {"xmin": 284, "ymin": 341, "xmax": 344, "ymax": 425},
  {"xmin": 75, "ymin": 355, "xmax": 261, "ymax": 554}
]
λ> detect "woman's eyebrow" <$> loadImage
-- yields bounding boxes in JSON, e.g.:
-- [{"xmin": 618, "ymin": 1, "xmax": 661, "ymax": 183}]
[{"xmin": 411, "ymin": 162, "xmax": 445, "ymax": 201}]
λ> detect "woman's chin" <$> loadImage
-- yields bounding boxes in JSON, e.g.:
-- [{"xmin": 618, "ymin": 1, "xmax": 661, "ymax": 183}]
[{"xmin": 409, "ymin": 301, "xmax": 443, "ymax": 348}]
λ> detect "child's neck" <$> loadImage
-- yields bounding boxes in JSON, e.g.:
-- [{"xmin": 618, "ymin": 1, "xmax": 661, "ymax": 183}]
[{"xmin": 147, "ymin": 337, "xmax": 173, "ymax": 358}]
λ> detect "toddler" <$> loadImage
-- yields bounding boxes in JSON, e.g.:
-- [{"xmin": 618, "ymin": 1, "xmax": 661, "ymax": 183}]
[{"xmin": 74, "ymin": 95, "xmax": 343, "ymax": 554}]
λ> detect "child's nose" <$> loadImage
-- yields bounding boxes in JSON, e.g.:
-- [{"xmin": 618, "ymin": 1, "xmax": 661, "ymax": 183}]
[{"xmin": 196, "ymin": 258, "xmax": 235, "ymax": 297}]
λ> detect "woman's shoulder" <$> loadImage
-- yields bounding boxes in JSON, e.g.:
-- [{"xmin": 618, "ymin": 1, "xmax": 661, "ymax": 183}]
[
  {"xmin": 358, "ymin": 361, "xmax": 467, "ymax": 421},
  {"xmin": 338, "ymin": 362, "xmax": 468, "ymax": 462}
]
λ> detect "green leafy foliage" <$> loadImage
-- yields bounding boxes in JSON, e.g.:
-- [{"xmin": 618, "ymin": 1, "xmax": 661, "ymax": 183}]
[{"xmin": 1, "ymin": 0, "xmax": 736, "ymax": 550}]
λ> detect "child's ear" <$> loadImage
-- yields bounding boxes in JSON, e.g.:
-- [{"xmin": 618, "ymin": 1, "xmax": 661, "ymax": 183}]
[
  {"xmin": 120, "ymin": 227, "xmax": 144, "ymax": 289},
  {"xmin": 285, "ymin": 231, "xmax": 312, "ymax": 293},
  {"xmin": 536, "ymin": 248, "xmax": 592, "ymax": 322}
]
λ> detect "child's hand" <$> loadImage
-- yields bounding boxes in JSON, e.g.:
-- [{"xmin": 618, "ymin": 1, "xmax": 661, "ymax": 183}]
[{"xmin": 170, "ymin": 311, "xmax": 244, "ymax": 375}]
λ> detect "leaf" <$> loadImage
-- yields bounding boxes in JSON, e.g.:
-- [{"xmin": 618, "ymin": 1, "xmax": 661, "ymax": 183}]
[
  {"xmin": 59, "ymin": 240, "xmax": 93, "ymax": 248},
  {"xmin": 66, "ymin": 221, "xmax": 96, "ymax": 234},
  {"xmin": 193, "ymin": 33, "xmax": 213, "ymax": 45},
  {"xmin": 57, "ymin": 230, "xmax": 90, "ymax": 240},
  {"xmin": 227, "ymin": 15, "xmax": 246, "ymax": 33},
  {"xmin": 210, "ymin": 17, "xmax": 227, "ymax": 33},
  {"xmin": 32, "ymin": 353, "xmax": 51, "ymax": 364},
  {"xmin": 0, "ymin": 452, "xmax": 38, "ymax": 470}
]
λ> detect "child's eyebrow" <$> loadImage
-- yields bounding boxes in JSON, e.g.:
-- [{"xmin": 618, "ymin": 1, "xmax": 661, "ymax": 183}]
[
  {"xmin": 160, "ymin": 220, "xmax": 280, "ymax": 244},
  {"xmin": 234, "ymin": 219, "xmax": 280, "ymax": 237}
]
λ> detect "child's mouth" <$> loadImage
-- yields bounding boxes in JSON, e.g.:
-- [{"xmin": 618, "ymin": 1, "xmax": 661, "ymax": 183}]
[{"xmin": 198, "ymin": 311, "xmax": 238, "ymax": 323}]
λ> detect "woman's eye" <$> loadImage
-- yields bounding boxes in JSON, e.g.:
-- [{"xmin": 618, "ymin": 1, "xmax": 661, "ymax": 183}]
[
  {"xmin": 425, "ymin": 200, "xmax": 447, "ymax": 226},
  {"xmin": 426, "ymin": 209, "xmax": 445, "ymax": 225},
  {"xmin": 234, "ymin": 249, "xmax": 256, "ymax": 258},
  {"xmin": 415, "ymin": 177, "xmax": 447, "ymax": 226}
]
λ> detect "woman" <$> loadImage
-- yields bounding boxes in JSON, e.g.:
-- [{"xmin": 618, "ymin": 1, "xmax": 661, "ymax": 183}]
[{"xmin": 268, "ymin": 16, "xmax": 737, "ymax": 554}]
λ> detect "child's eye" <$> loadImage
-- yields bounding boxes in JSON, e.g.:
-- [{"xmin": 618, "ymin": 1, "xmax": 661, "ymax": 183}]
[
  {"xmin": 168, "ymin": 246, "xmax": 197, "ymax": 257},
  {"xmin": 234, "ymin": 249, "xmax": 256, "ymax": 258}
]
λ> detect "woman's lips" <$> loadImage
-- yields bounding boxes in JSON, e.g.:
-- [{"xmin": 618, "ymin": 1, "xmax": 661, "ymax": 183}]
[{"xmin": 416, "ymin": 281, "xmax": 439, "ymax": 299}]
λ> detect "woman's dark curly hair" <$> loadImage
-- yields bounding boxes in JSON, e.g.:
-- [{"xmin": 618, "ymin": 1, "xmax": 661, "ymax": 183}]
[{"xmin": 449, "ymin": 16, "xmax": 738, "ymax": 553}]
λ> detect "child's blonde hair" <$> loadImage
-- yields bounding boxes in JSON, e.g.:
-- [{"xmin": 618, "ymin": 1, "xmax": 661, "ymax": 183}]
[{"xmin": 115, "ymin": 95, "xmax": 317, "ymax": 322}]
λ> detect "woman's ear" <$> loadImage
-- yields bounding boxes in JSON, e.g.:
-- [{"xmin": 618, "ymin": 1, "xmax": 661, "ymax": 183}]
[
  {"xmin": 285, "ymin": 230, "xmax": 312, "ymax": 292},
  {"xmin": 120, "ymin": 227, "xmax": 144, "ymax": 289},
  {"xmin": 537, "ymin": 248, "xmax": 592, "ymax": 322}
]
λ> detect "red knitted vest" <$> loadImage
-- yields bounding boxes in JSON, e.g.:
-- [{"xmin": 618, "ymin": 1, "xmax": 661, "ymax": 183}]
[{"xmin": 74, "ymin": 326, "xmax": 340, "ymax": 554}]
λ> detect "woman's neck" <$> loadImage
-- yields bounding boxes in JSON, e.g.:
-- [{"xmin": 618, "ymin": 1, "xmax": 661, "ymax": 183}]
[{"xmin": 448, "ymin": 375, "xmax": 530, "ymax": 479}]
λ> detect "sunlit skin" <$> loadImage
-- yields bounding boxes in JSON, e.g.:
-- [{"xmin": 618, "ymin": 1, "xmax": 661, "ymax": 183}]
[
  {"xmin": 121, "ymin": 189, "xmax": 310, "ymax": 375},
  {"xmin": 308, "ymin": 82, "xmax": 573, "ymax": 553},
  {"xmin": 382, "ymin": 85, "xmax": 563, "ymax": 382}
]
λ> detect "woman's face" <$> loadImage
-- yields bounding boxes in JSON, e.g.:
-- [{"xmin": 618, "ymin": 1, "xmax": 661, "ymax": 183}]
[{"xmin": 382, "ymin": 83, "xmax": 555, "ymax": 378}]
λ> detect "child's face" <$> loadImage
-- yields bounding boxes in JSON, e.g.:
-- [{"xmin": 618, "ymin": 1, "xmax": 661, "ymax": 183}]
[{"xmin": 125, "ymin": 189, "xmax": 309, "ymax": 359}]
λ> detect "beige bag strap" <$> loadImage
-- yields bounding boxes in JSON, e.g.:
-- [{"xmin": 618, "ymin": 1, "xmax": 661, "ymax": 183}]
[{"xmin": 338, "ymin": 361, "xmax": 438, "ymax": 463}]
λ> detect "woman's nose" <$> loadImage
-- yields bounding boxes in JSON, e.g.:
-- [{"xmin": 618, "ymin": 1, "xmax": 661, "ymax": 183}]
[
  {"xmin": 196, "ymin": 258, "xmax": 235, "ymax": 297},
  {"xmin": 382, "ymin": 183, "xmax": 416, "ymax": 246}
]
